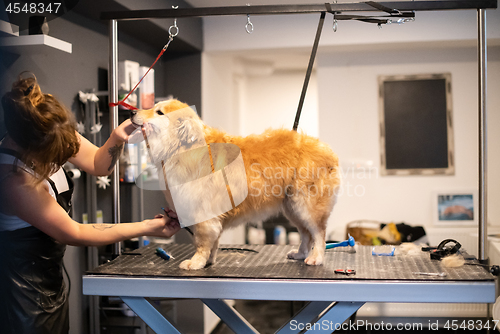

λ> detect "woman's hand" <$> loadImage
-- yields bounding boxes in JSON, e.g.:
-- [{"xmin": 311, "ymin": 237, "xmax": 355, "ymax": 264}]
[
  {"xmin": 71, "ymin": 119, "xmax": 140, "ymax": 176},
  {"xmin": 145, "ymin": 214, "xmax": 181, "ymax": 238},
  {"xmin": 113, "ymin": 119, "xmax": 139, "ymax": 143}
]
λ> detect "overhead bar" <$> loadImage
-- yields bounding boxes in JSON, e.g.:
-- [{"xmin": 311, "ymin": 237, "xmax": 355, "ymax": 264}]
[{"xmin": 101, "ymin": 1, "xmax": 497, "ymax": 21}]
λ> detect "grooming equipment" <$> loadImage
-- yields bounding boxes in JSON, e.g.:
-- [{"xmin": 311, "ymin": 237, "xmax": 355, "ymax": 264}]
[
  {"xmin": 326, "ymin": 234, "xmax": 355, "ymax": 250},
  {"xmin": 335, "ymin": 269, "xmax": 356, "ymax": 276},
  {"xmin": 423, "ymin": 239, "xmax": 461, "ymax": 260},
  {"xmin": 156, "ymin": 247, "xmax": 174, "ymax": 260}
]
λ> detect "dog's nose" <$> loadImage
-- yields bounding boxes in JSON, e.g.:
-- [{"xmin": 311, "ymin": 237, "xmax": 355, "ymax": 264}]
[{"xmin": 130, "ymin": 110, "xmax": 137, "ymax": 118}]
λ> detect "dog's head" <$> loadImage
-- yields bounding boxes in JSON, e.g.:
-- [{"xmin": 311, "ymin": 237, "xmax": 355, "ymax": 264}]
[{"xmin": 130, "ymin": 99, "xmax": 205, "ymax": 164}]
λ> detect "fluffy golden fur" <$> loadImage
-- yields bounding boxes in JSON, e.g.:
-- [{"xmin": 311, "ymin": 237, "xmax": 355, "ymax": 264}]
[{"xmin": 131, "ymin": 99, "xmax": 340, "ymax": 270}]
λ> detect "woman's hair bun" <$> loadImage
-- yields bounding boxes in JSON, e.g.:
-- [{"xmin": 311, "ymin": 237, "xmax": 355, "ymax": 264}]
[
  {"xmin": 1, "ymin": 72, "xmax": 80, "ymax": 182},
  {"xmin": 24, "ymin": 84, "xmax": 34, "ymax": 96},
  {"xmin": 8, "ymin": 72, "xmax": 44, "ymax": 107}
]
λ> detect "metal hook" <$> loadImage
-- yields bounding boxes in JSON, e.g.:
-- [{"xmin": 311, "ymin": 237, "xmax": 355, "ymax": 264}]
[
  {"xmin": 246, "ymin": 14, "xmax": 254, "ymax": 34},
  {"xmin": 329, "ymin": 2, "xmax": 338, "ymax": 32},
  {"xmin": 169, "ymin": 6, "xmax": 179, "ymax": 37},
  {"xmin": 391, "ymin": 8, "xmax": 403, "ymax": 16},
  {"xmin": 245, "ymin": 4, "xmax": 253, "ymax": 34}
]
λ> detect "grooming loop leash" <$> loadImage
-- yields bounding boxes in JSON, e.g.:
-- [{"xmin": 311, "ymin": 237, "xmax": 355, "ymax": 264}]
[
  {"xmin": 293, "ymin": 11, "xmax": 325, "ymax": 131},
  {"xmin": 109, "ymin": 8, "xmax": 179, "ymax": 111}
]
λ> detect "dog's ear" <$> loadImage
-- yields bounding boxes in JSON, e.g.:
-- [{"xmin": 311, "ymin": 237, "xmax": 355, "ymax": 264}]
[{"xmin": 176, "ymin": 116, "xmax": 203, "ymax": 145}]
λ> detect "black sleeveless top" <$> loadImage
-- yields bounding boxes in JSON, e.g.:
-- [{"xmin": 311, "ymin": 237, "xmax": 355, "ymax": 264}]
[{"xmin": 0, "ymin": 148, "xmax": 74, "ymax": 334}]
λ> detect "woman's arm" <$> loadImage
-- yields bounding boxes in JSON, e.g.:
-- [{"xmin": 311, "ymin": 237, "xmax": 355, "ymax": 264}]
[
  {"xmin": 1, "ymin": 172, "xmax": 180, "ymax": 246},
  {"xmin": 69, "ymin": 119, "xmax": 138, "ymax": 176}
]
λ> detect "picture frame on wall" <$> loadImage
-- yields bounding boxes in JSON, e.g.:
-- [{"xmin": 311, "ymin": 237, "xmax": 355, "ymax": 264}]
[
  {"xmin": 379, "ymin": 73, "xmax": 455, "ymax": 176},
  {"xmin": 433, "ymin": 190, "xmax": 478, "ymax": 226}
]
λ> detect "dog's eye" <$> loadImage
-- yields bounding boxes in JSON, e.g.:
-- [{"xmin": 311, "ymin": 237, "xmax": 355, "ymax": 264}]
[{"xmin": 156, "ymin": 110, "xmax": 164, "ymax": 116}]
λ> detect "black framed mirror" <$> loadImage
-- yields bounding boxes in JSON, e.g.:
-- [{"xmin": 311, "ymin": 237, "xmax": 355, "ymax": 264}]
[{"xmin": 379, "ymin": 73, "xmax": 454, "ymax": 176}]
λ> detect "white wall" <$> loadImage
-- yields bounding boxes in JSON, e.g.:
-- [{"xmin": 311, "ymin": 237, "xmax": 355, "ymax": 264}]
[
  {"xmin": 241, "ymin": 70, "xmax": 318, "ymax": 137},
  {"xmin": 201, "ymin": 55, "xmax": 318, "ymax": 137},
  {"xmin": 201, "ymin": 53, "xmax": 239, "ymax": 133},
  {"xmin": 201, "ymin": 8, "xmax": 500, "ymax": 241}
]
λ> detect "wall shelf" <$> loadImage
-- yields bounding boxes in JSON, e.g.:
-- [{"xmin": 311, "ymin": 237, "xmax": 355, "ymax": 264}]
[
  {"xmin": 0, "ymin": 20, "xmax": 19, "ymax": 37},
  {"xmin": 0, "ymin": 34, "xmax": 72, "ymax": 53}
]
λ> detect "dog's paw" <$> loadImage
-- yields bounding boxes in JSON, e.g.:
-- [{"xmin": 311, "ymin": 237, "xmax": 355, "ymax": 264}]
[
  {"xmin": 287, "ymin": 249, "xmax": 307, "ymax": 260},
  {"xmin": 179, "ymin": 259, "xmax": 206, "ymax": 270},
  {"xmin": 304, "ymin": 256, "xmax": 323, "ymax": 266}
]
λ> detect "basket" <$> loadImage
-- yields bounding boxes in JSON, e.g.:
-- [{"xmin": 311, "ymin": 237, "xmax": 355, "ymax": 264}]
[{"xmin": 345, "ymin": 220, "xmax": 382, "ymax": 245}]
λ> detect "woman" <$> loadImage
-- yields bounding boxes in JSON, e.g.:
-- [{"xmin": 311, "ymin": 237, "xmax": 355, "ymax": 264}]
[{"xmin": 0, "ymin": 73, "xmax": 180, "ymax": 334}]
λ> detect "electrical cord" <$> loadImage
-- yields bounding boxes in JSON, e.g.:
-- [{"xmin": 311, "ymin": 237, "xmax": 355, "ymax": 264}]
[{"xmin": 62, "ymin": 262, "xmax": 71, "ymax": 295}]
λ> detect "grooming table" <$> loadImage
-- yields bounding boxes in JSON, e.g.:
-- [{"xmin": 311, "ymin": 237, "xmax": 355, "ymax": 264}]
[{"xmin": 83, "ymin": 244, "xmax": 495, "ymax": 333}]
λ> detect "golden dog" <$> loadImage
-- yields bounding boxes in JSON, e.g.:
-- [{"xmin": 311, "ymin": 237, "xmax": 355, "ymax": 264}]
[{"xmin": 131, "ymin": 99, "xmax": 340, "ymax": 270}]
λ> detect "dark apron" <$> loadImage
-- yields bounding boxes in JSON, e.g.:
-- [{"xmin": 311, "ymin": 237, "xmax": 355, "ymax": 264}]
[{"xmin": 0, "ymin": 149, "xmax": 74, "ymax": 334}]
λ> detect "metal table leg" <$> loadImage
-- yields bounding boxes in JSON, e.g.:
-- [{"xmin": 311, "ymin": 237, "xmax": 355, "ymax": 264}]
[
  {"xmin": 121, "ymin": 296, "xmax": 181, "ymax": 334},
  {"xmin": 202, "ymin": 299, "xmax": 259, "ymax": 334},
  {"xmin": 305, "ymin": 302, "xmax": 364, "ymax": 333},
  {"xmin": 276, "ymin": 301, "xmax": 335, "ymax": 334}
]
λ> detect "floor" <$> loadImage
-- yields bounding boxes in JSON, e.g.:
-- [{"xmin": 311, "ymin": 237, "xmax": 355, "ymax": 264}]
[{"xmin": 211, "ymin": 300, "xmax": 492, "ymax": 334}]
